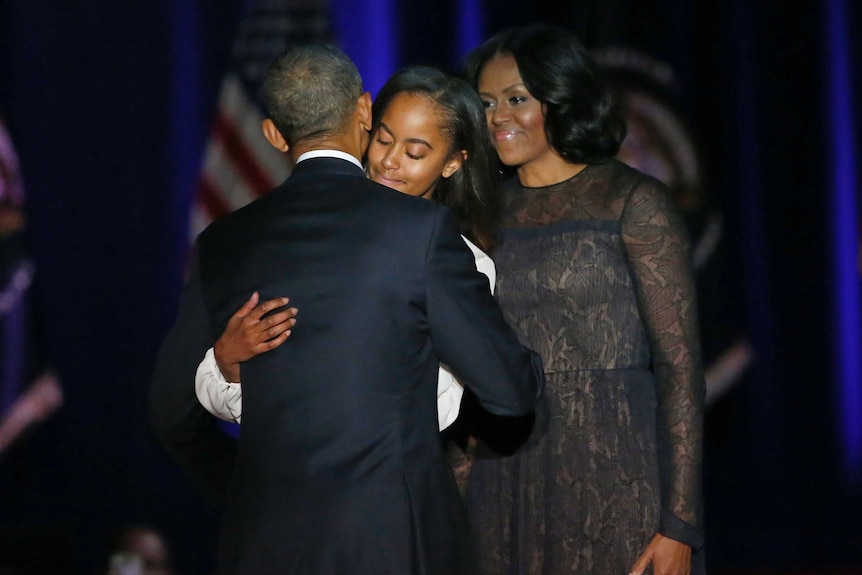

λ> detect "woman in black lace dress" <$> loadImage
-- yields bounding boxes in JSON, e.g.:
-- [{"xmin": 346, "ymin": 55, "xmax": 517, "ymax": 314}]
[{"xmin": 463, "ymin": 25, "xmax": 706, "ymax": 575}]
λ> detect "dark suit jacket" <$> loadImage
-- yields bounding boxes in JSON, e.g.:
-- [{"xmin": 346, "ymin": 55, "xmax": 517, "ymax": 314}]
[{"xmin": 150, "ymin": 157, "xmax": 544, "ymax": 575}]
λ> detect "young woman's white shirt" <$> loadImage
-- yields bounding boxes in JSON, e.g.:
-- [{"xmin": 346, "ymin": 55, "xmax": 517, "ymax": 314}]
[{"xmin": 194, "ymin": 236, "xmax": 496, "ymax": 430}]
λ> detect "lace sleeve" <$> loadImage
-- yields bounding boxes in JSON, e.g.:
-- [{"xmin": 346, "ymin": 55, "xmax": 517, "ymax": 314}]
[{"xmin": 621, "ymin": 175, "xmax": 706, "ymax": 549}]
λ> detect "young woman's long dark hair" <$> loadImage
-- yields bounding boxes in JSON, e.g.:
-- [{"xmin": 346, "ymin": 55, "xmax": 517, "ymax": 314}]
[
  {"xmin": 466, "ymin": 24, "xmax": 626, "ymax": 164},
  {"xmin": 371, "ymin": 66, "xmax": 501, "ymax": 252}
]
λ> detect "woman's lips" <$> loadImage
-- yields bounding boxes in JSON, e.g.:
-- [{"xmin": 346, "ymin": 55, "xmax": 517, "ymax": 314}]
[
  {"xmin": 493, "ymin": 130, "xmax": 518, "ymax": 142},
  {"xmin": 372, "ymin": 174, "xmax": 403, "ymax": 187}
]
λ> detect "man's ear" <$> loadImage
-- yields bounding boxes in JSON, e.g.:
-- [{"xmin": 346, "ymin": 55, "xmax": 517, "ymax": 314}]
[
  {"xmin": 356, "ymin": 92, "xmax": 373, "ymax": 132},
  {"xmin": 261, "ymin": 118, "xmax": 289, "ymax": 152}
]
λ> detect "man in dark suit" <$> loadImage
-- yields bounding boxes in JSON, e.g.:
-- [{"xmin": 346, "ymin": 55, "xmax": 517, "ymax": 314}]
[{"xmin": 149, "ymin": 44, "xmax": 543, "ymax": 575}]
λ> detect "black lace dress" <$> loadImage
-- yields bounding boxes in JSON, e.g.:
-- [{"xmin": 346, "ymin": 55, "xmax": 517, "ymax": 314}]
[{"xmin": 466, "ymin": 160, "xmax": 705, "ymax": 575}]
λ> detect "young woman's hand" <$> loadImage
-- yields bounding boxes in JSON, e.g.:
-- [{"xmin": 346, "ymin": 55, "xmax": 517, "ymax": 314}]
[{"xmin": 213, "ymin": 292, "xmax": 297, "ymax": 382}]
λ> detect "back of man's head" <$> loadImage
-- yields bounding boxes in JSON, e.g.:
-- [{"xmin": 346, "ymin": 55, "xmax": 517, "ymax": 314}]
[{"xmin": 262, "ymin": 44, "xmax": 363, "ymax": 147}]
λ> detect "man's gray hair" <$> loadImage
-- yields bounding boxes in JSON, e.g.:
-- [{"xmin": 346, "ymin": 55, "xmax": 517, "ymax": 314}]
[{"xmin": 262, "ymin": 44, "xmax": 363, "ymax": 146}]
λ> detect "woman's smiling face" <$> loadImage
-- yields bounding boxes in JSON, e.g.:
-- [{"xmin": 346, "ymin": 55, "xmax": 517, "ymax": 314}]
[
  {"xmin": 477, "ymin": 53, "xmax": 553, "ymax": 170},
  {"xmin": 367, "ymin": 92, "xmax": 462, "ymax": 199}
]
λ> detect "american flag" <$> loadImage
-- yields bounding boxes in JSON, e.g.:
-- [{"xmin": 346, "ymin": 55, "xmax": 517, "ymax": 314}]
[{"xmin": 191, "ymin": 0, "xmax": 331, "ymax": 239}]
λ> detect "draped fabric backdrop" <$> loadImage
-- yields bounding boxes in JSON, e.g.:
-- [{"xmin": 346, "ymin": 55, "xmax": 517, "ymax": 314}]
[{"xmin": 0, "ymin": 1, "xmax": 859, "ymax": 573}]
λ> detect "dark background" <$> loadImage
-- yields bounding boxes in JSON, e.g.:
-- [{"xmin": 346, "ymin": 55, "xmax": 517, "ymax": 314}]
[{"xmin": 1, "ymin": 0, "xmax": 860, "ymax": 573}]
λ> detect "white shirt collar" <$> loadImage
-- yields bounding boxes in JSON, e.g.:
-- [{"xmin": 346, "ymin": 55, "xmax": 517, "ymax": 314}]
[{"xmin": 295, "ymin": 149, "xmax": 364, "ymax": 170}]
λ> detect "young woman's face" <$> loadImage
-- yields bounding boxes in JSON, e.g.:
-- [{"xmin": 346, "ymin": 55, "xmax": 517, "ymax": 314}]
[
  {"xmin": 367, "ymin": 92, "xmax": 462, "ymax": 199},
  {"xmin": 477, "ymin": 54, "xmax": 553, "ymax": 169}
]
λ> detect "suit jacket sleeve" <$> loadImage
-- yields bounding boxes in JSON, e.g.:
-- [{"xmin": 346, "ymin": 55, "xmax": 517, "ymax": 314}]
[
  {"xmin": 425, "ymin": 210, "xmax": 544, "ymax": 416},
  {"xmin": 149, "ymin": 253, "xmax": 236, "ymax": 505}
]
